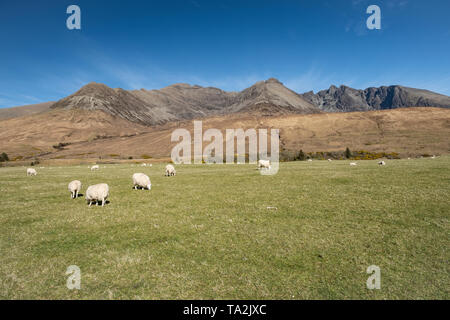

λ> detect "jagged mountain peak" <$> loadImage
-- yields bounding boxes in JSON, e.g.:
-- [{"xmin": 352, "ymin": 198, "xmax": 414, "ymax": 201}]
[{"xmin": 302, "ymin": 84, "xmax": 450, "ymax": 112}]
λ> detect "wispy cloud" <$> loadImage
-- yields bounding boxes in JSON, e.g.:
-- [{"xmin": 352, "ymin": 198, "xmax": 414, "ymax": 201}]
[{"xmin": 0, "ymin": 92, "xmax": 46, "ymax": 108}]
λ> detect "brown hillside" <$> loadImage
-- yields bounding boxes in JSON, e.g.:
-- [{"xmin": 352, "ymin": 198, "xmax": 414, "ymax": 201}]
[
  {"xmin": 0, "ymin": 109, "xmax": 149, "ymax": 160},
  {"xmin": 0, "ymin": 102, "xmax": 54, "ymax": 121},
  {"xmin": 1, "ymin": 107, "xmax": 448, "ymax": 161}
]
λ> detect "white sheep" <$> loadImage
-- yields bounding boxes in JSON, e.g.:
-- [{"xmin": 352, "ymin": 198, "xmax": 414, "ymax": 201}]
[
  {"xmin": 257, "ymin": 159, "xmax": 271, "ymax": 170},
  {"xmin": 378, "ymin": 161, "xmax": 386, "ymax": 166},
  {"xmin": 327, "ymin": 159, "xmax": 332, "ymax": 162},
  {"xmin": 85, "ymin": 183, "xmax": 109, "ymax": 207},
  {"xmin": 68, "ymin": 180, "xmax": 82, "ymax": 199},
  {"xmin": 90, "ymin": 165, "xmax": 99, "ymax": 171},
  {"xmin": 349, "ymin": 162, "xmax": 357, "ymax": 166},
  {"xmin": 27, "ymin": 168, "xmax": 37, "ymax": 176},
  {"xmin": 165, "ymin": 164, "xmax": 176, "ymax": 176},
  {"xmin": 307, "ymin": 159, "xmax": 313, "ymax": 162},
  {"xmin": 141, "ymin": 163, "xmax": 147, "ymax": 167},
  {"xmin": 132, "ymin": 173, "xmax": 151, "ymax": 190}
]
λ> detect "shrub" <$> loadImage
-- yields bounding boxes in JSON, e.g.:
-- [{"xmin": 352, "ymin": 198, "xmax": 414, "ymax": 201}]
[
  {"xmin": 345, "ymin": 147, "xmax": 352, "ymax": 159},
  {"xmin": 0, "ymin": 152, "xmax": 9, "ymax": 162},
  {"xmin": 279, "ymin": 150, "xmax": 296, "ymax": 162},
  {"xmin": 52, "ymin": 142, "xmax": 70, "ymax": 150},
  {"xmin": 296, "ymin": 150, "xmax": 306, "ymax": 161}
]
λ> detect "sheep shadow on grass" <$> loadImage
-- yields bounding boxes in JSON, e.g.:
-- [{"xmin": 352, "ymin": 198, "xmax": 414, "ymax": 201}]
[
  {"xmin": 87, "ymin": 200, "xmax": 110, "ymax": 207},
  {"xmin": 131, "ymin": 186, "xmax": 151, "ymax": 190}
]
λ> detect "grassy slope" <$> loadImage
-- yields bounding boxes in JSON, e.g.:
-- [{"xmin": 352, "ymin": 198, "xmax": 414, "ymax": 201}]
[{"xmin": 0, "ymin": 158, "xmax": 448, "ymax": 299}]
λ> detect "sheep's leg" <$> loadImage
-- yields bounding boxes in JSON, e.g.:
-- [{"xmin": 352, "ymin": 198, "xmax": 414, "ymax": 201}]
[
  {"xmin": 76, "ymin": 191, "xmax": 78, "ymax": 198},
  {"xmin": 88, "ymin": 201, "xmax": 92, "ymax": 207},
  {"xmin": 102, "ymin": 198, "xmax": 105, "ymax": 207}
]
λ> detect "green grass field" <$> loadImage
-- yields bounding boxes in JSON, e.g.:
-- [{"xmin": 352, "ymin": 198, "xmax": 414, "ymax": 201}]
[{"xmin": 0, "ymin": 158, "xmax": 449, "ymax": 299}]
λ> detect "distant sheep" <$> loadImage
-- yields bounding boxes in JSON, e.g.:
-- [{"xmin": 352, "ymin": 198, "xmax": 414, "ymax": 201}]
[
  {"xmin": 141, "ymin": 163, "xmax": 152, "ymax": 167},
  {"xmin": 258, "ymin": 160, "xmax": 271, "ymax": 170},
  {"xmin": 307, "ymin": 159, "xmax": 313, "ymax": 162},
  {"xmin": 85, "ymin": 183, "xmax": 109, "ymax": 207},
  {"xmin": 27, "ymin": 168, "xmax": 37, "ymax": 176},
  {"xmin": 165, "ymin": 164, "xmax": 176, "ymax": 176},
  {"xmin": 328, "ymin": 159, "xmax": 332, "ymax": 162},
  {"xmin": 132, "ymin": 173, "xmax": 151, "ymax": 190},
  {"xmin": 349, "ymin": 162, "xmax": 357, "ymax": 166},
  {"xmin": 68, "ymin": 180, "xmax": 82, "ymax": 199},
  {"xmin": 90, "ymin": 165, "xmax": 99, "ymax": 171},
  {"xmin": 378, "ymin": 161, "xmax": 386, "ymax": 166}
]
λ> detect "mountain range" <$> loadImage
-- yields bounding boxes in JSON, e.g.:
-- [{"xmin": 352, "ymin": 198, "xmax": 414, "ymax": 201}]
[{"xmin": 2, "ymin": 78, "xmax": 450, "ymax": 125}]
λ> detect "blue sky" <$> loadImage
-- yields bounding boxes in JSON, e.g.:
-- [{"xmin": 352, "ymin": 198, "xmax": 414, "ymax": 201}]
[{"xmin": 0, "ymin": 0, "xmax": 449, "ymax": 108}]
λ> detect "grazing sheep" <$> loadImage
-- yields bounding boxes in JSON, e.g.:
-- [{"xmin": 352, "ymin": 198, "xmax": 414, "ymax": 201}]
[
  {"xmin": 307, "ymin": 159, "xmax": 313, "ymax": 162},
  {"xmin": 165, "ymin": 164, "xmax": 176, "ymax": 176},
  {"xmin": 85, "ymin": 183, "xmax": 109, "ymax": 207},
  {"xmin": 431, "ymin": 155, "xmax": 436, "ymax": 159},
  {"xmin": 328, "ymin": 159, "xmax": 332, "ymax": 162},
  {"xmin": 27, "ymin": 168, "xmax": 37, "ymax": 176},
  {"xmin": 132, "ymin": 173, "xmax": 151, "ymax": 190},
  {"xmin": 90, "ymin": 165, "xmax": 99, "ymax": 171},
  {"xmin": 349, "ymin": 162, "xmax": 357, "ymax": 166},
  {"xmin": 378, "ymin": 161, "xmax": 386, "ymax": 166},
  {"xmin": 257, "ymin": 159, "xmax": 271, "ymax": 170},
  {"xmin": 141, "ymin": 163, "xmax": 147, "ymax": 167},
  {"xmin": 68, "ymin": 180, "xmax": 82, "ymax": 199}
]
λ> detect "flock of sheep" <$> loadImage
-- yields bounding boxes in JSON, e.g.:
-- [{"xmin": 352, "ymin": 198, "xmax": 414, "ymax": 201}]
[
  {"xmin": 27, "ymin": 164, "xmax": 177, "ymax": 207},
  {"xmin": 25, "ymin": 159, "xmax": 393, "ymax": 207}
]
